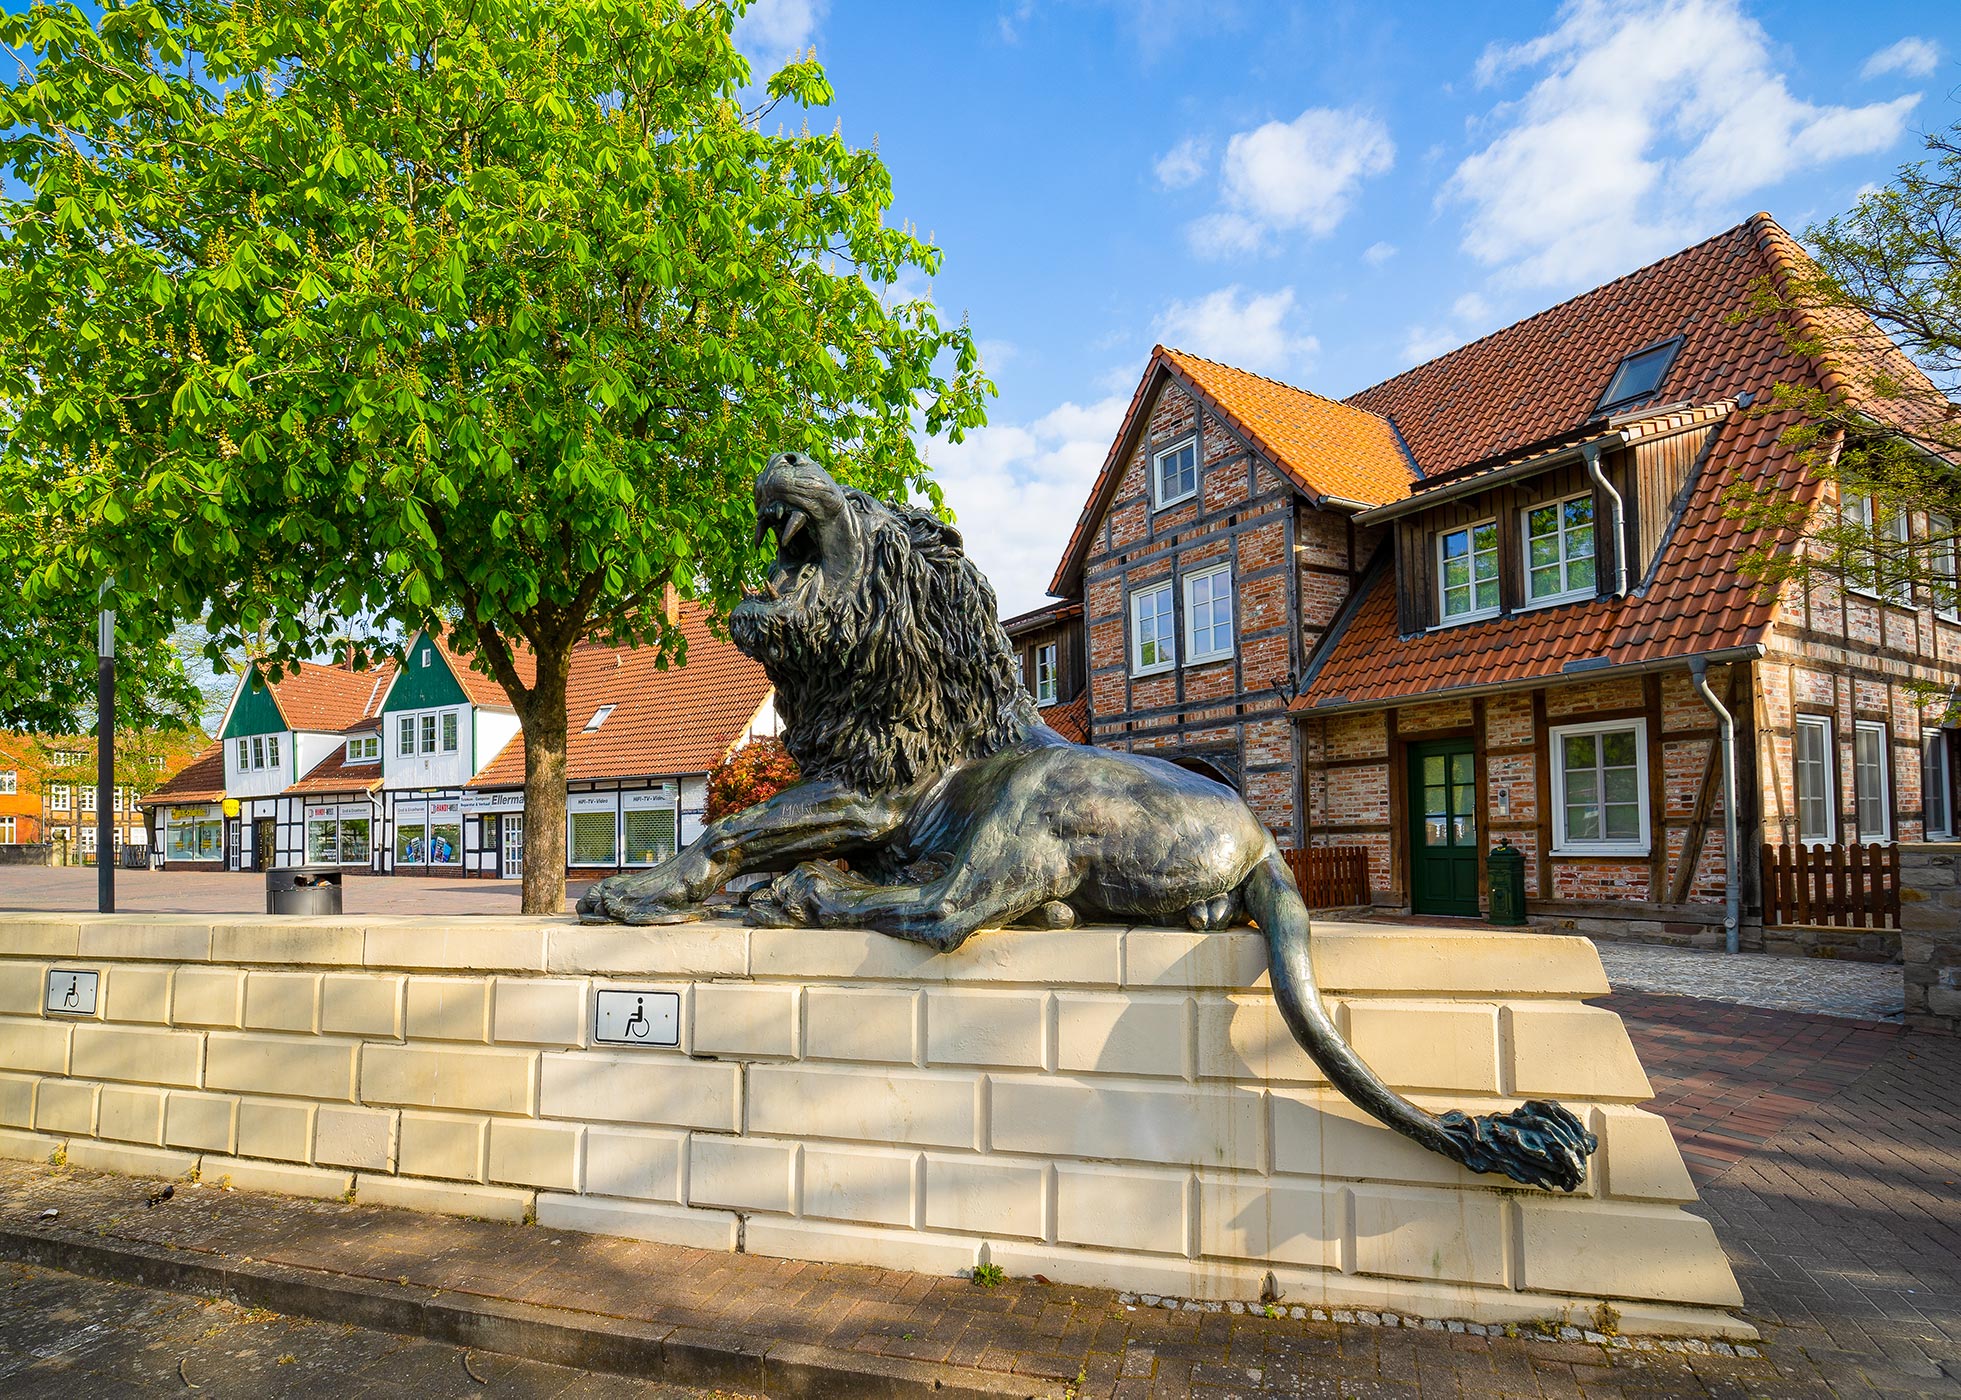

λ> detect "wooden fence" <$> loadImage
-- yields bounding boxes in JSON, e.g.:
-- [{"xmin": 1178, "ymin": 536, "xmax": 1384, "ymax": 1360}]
[
  {"xmin": 1283, "ymin": 845, "xmax": 1372, "ymax": 910},
  {"xmin": 1759, "ymin": 842, "xmax": 1901, "ymax": 929}
]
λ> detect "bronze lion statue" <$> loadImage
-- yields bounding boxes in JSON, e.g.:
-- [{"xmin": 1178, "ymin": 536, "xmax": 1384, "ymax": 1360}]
[{"xmin": 580, "ymin": 453, "xmax": 1597, "ymax": 1192}]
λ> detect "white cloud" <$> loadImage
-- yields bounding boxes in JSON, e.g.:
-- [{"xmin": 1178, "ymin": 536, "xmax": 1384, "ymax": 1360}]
[
  {"xmin": 1152, "ymin": 285, "xmax": 1319, "ymax": 377},
  {"xmin": 975, "ymin": 338, "xmax": 1018, "ymax": 371},
  {"xmin": 1362, "ymin": 241, "xmax": 1398, "ymax": 266},
  {"xmin": 733, "ymin": 0, "xmax": 827, "ymax": 63},
  {"xmin": 1400, "ymin": 292, "xmax": 1501, "ymax": 365},
  {"xmin": 1861, "ymin": 37, "xmax": 1941, "ymax": 80},
  {"xmin": 1446, "ymin": 0, "xmax": 1919, "ymax": 288},
  {"xmin": 927, "ymin": 395, "xmax": 1131, "ymax": 615},
  {"xmin": 1185, "ymin": 107, "xmax": 1394, "ymax": 258},
  {"xmin": 1154, "ymin": 136, "xmax": 1210, "ymax": 190}
]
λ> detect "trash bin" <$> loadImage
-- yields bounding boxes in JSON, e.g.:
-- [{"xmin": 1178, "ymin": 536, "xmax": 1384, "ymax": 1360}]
[
  {"xmin": 119, "ymin": 845, "xmax": 147, "ymax": 870},
  {"xmin": 266, "ymin": 865, "xmax": 344, "ymax": 916},
  {"xmin": 1487, "ymin": 838, "xmax": 1527, "ymax": 926}
]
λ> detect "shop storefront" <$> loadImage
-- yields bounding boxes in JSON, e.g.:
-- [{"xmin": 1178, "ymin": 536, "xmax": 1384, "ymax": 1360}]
[
  {"xmin": 391, "ymin": 796, "xmax": 464, "ymax": 872},
  {"xmin": 303, "ymin": 801, "xmax": 377, "ymax": 868},
  {"xmin": 161, "ymin": 803, "xmax": 225, "ymax": 869}
]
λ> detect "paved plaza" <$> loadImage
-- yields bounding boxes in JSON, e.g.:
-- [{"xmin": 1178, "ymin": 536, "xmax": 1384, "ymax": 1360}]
[{"xmin": 2, "ymin": 990, "xmax": 1953, "ymax": 1397}]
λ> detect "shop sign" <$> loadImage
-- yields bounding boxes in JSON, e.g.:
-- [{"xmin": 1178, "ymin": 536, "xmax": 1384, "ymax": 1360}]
[
  {"xmin": 461, "ymin": 791, "xmax": 525, "ymax": 814},
  {"xmin": 568, "ymin": 792, "xmax": 618, "ymax": 813},
  {"xmin": 170, "ymin": 804, "xmax": 222, "ymax": 822},
  {"xmin": 622, "ymin": 786, "xmax": 676, "ymax": 810}
]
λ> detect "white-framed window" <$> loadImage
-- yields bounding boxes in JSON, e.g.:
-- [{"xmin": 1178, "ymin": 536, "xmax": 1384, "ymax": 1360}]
[
  {"xmin": 0, "ymin": 817, "xmax": 14, "ymax": 843},
  {"xmin": 49, "ymin": 750, "xmax": 82, "ymax": 766},
  {"xmin": 1930, "ymin": 513, "xmax": 1959, "ymax": 620},
  {"xmin": 1843, "ymin": 494, "xmax": 1911, "ymax": 603},
  {"xmin": 251, "ymin": 735, "xmax": 266, "ymax": 769},
  {"xmin": 1524, "ymin": 493, "xmax": 1597, "ymax": 603},
  {"xmin": 237, "ymin": 737, "xmax": 250, "ymax": 769},
  {"xmin": 583, "ymin": 704, "xmax": 616, "ymax": 733},
  {"xmin": 441, "ymin": 711, "xmax": 459, "ymax": 753},
  {"xmin": 0, "ymin": 770, "xmax": 14, "ymax": 795},
  {"xmin": 1130, "ymin": 581, "xmax": 1176, "ymax": 676},
  {"xmin": 420, "ymin": 714, "xmax": 437, "ymax": 754},
  {"xmin": 112, "ymin": 786, "xmax": 125, "ymax": 811},
  {"xmin": 568, "ymin": 795, "xmax": 620, "ymax": 868},
  {"xmin": 266, "ymin": 734, "xmax": 279, "ymax": 768},
  {"xmin": 1438, "ymin": 520, "xmax": 1500, "ymax": 622},
  {"xmin": 1034, "ymin": 644, "xmax": 1057, "ymax": 705},
  {"xmin": 623, "ymin": 790, "xmax": 679, "ymax": 867},
  {"xmin": 80, "ymin": 827, "xmax": 96, "ymax": 855},
  {"xmin": 1152, "ymin": 440, "xmax": 1198, "ymax": 510},
  {"xmin": 1853, "ymin": 721, "xmax": 1891, "ymax": 843},
  {"xmin": 79, "ymin": 786, "xmax": 96, "ymax": 813},
  {"xmin": 1550, "ymin": 718, "xmax": 1649, "ymax": 855},
  {"xmin": 49, "ymin": 783, "xmax": 71, "ymax": 811},
  {"xmin": 347, "ymin": 734, "xmax": 379, "ymax": 762},
  {"xmin": 1795, "ymin": 715, "xmax": 1835, "ymax": 846},
  {"xmin": 398, "ymin": 716, "xmax": 415, "ymax": 756},
  {"xmin": 1924, "ymin": 731, "xmax": 1952, "ymax": 840},
  {"xmin": 1184, "ymin": 564, "xmax": 1233, "ymax": 663}
]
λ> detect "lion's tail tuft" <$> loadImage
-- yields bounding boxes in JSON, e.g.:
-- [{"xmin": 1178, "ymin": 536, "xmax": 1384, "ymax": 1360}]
[{"xmin": 1240, "ymin": 848, "xmax": 1598, "ymax": 1193}]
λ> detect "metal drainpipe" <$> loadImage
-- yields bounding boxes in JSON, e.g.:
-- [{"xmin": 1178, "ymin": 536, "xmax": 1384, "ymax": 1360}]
[
  {"xmin": 1585, "ymin": 442, "xmax": 1629, "ymax": 597},
  {"xmin": 1689, "ymin": 658, "xmax": 1740, "ymax": 954}
]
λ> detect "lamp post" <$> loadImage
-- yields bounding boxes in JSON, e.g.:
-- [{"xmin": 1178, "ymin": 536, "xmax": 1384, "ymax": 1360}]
[{"xmin": 97, "ymin": 581, "xmax": 114, "ymax": 914}]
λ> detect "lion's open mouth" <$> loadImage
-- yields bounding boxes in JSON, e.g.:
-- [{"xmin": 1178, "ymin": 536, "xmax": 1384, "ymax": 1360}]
[{"xmin": 757, "ymin": 499, "xmax": 821, "ymax": 604}]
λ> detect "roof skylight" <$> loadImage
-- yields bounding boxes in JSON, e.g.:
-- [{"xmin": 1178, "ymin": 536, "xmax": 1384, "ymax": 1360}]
[
  {"xmin": 582, "ymin": 704, "xmax": 616, "ymax": 733},
  {"xmin": 1593, "ymin": 336, "xmax": 1682, "ymax": 417}
]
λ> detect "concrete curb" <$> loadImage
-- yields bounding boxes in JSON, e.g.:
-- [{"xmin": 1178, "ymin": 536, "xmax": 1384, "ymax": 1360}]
[{"xmin": 0, "ymin": 1223, "xmax": 1057, "ymax": 1399}]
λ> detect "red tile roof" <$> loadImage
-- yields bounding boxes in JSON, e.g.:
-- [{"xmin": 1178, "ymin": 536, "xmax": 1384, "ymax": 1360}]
[
  {"xmin": 266, "ymin": 658, "xmax": 398, "ymax": 733},
  {"xmin": 468, "ymin": 605, "xmax": 772, "ymax": 788},
  {"xmin": 285, "ymin": 745, "xmax": 384, "ymax": 796},
  {"xmin": 139, "ymin": 743, "xmax": 227, "ymax": 806},
  {"xmin": 1043, "ymin": 694, "xmax": 1090, "ymax": 745},
  {"xmin": 429, "ymin": 629, "xmax": 535, "ymax": 710},
  {"xmin": 1049, "ymin": 346, "xmax": 1416, "ymax": 596},
  {"xmin": 1299, "ymin": 214, "xmax": 1841, "ymax": 709}
]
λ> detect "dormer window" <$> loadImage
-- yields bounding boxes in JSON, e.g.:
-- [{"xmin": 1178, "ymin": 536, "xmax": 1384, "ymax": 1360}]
[
  {"xmin": 1525, "ymin": 494, "xmax": 1597, "ymax": 604},
  {"xmin": 347, "ymin": 734, "xmax": 379, "ymax": 762},
  {"xmin": 1437, "ymin": 521, "xmax": 1499, "ymax": 623},
  {"xmin": 1593, "ymin": 336, "xmax": 1682, "ymax": 417},
  {"xmin": 583, "ymin": 704, "xmax": 616, "ymax": 733},
  {"xmin": 1153, "ymin": 440, "xmax": 1198, "ymax": 509}
]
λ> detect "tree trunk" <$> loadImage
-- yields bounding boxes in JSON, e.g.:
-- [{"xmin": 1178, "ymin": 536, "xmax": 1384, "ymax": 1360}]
[{"xmin": 518, "ymin": 644, "xmax": 573, "ymax": 916}]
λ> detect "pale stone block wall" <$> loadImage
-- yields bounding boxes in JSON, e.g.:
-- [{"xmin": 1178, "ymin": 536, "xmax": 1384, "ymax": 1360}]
[
  {"xmin": 0, "ymin": 913, "xmax": 1744, "ymax": 1337},
  {"xmin": 1901, "ymin": 843, "xmax": 1961, "ymax": 1035}
]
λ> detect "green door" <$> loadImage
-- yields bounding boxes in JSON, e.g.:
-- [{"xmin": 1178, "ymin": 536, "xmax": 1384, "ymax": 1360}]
[{"xmin": 1409, "ymin": 741, "xmax": 1481, "ymax": 917}]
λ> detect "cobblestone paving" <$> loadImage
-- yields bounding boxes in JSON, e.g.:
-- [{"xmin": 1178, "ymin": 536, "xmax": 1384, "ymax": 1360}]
[
  {"xmin": 0, "ymin": 1259, "xmax": 758, "ymax": 1399},
  {"xmin": 1594, "ymin": 941, "xmax": 1905, "ymax": 1021}
]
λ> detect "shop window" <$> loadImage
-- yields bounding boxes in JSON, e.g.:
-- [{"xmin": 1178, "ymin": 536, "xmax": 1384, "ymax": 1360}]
[
  {"xmin": 1795, "ymin": 716, "xmax": 1835, "ymax": 846},
  {"xmin": 1524, "ymin": 494, "xmax": 1597, "ymax": 603},
  {"xmin": 570, "ymin": 808, "xmax": 619, "ymax": 866},
  {"xmin": 1853, "ymin": 721, "xmax": 1890, "ymax": 842},
  {"xmin": 1034, "ymin": 644, "xmax": 1057, "ymax": 705},
  {"xmin": 1550, "ymin": 718, "xmax": 1649, "ymax": 855},
  {"xmin": 1184, "ymin": 565, "xmax": 1233, "ymax": 662},
  {"xmin": 623, "ymin": 806, "xmax": 677, "ymax": 866},
  {"xmin": 1130, "ymin": 582, "xmax": 1175, "ymax": 675},
  {"xmin": 1438, "ymin": 521, "xmax": 1499, "ymax": 622},
  {"xmin": 1153, "ymin": 440, "xmax": 1197, "ymax": 509}
]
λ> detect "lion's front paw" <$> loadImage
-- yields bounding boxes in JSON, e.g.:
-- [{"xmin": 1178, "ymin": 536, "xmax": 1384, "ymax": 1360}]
[
  {"xmin": 578, "ymin": 871, "xmax": 710, "ymax": 927},
  {"xmin": 743, "ymin": 863, "xmax": 830, "ymax": 928}
]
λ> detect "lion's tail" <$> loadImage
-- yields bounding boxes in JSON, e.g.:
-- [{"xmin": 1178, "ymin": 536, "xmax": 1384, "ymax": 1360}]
[{"xmin": 1239, "ymin": 845, "xmax": 1598, "ymax": 1193}]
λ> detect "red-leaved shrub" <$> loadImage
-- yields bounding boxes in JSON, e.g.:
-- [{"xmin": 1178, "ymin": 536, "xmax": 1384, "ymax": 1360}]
[{"xmin": 705, "ymin": 735, "xmax": 801, "ymax": 824}]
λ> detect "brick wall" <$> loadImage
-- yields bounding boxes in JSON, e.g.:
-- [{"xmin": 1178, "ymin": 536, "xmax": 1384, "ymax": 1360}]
[
  {"xmin": 0, "ymin": 912, "xmax": 1742, "ymax": 1330},
  {"xmin": 1081, "ymin": 377, "xmax": 1371, "ymax": 841}
]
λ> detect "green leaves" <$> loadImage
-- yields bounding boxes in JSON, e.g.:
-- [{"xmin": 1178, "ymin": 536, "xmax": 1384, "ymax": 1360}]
[{"xmin": 0, "ymin": 0, "xmax": 991, "ymax": 898}]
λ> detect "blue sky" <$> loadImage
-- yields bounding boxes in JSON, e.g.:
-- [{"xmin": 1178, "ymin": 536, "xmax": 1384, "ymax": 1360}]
[{"xmin": 731, "ymin": 0, "xmax": 1958, "ymax": 612}]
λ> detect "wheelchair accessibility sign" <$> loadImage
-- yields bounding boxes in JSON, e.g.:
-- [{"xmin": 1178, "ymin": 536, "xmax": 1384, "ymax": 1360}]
[
  {"xmin": 45, "ymin": 969, "xmax": 99, "ymax": 1017},
  {"xmin": 593, "ymin": 989, "xmax": 680, "ymax": 1048}
]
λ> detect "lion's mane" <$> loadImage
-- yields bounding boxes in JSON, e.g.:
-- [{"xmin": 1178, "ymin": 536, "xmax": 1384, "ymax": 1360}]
[{"xmin": 730, "ymin": 489, "xmax": 1036, "ymax": 794}]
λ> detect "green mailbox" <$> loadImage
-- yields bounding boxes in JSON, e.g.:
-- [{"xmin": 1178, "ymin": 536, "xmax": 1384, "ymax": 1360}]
[{"xmin": 1487, "ymin": 838, "xmax": 1527, "ymax": 926}]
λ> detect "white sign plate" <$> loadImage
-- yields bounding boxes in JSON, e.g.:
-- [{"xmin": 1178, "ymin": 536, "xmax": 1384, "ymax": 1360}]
[
  {"xmin": 593, "ymin": 989, "xmax": 680, "ymax": 1048},
  {"xmin": 46, "ymin": 969, "xmax": 98, "ymax": 1016}
]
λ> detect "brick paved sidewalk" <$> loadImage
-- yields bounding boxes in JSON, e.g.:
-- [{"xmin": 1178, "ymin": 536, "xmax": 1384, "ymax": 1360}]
[{"xmin": 1, "ymin": 998, "xmax": 1953, "ymax": 1398}]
